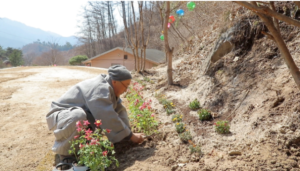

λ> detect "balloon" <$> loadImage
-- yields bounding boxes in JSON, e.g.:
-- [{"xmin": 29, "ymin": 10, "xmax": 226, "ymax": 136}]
[
  {"xmin": 167, "ymin": 23, "xmax": 171, "ymax": 28},
  {"xmin": 169, "ymin": 15, "xmax": 175, "ymax": 23},
  {"xmin": 187, "ymin": 2, "xmax": 196, "ymax": 11},
  {"xmin": 176, "ymin": 9, "xmax": 184, "ymax": 16},
  {"xmin": 160, "ymin": 35, "xmax": 164, "ymax": 40}
]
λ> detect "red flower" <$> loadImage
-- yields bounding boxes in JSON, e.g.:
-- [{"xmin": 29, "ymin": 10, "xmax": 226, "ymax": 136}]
[
  {"xmin": 151, "ymin": 113, "xmax": 155, "ymax": 117},
  {"xmin": 74, "ymin": 135, "xmax": 79, "ymax": 139},
  {"xmin": 111, "ymin": 143, "xmax": 114, "ymax": 147},
  {"xmin": 102, "ymin": 151, "xmax": 108, "ymax": 156},
  {"xmin": 76, "ymin": 121, "xmax": 82, "ymax": 127},
  {"xmin": 90, "ymin": 151, "xmax": 94, "ymax": 155},
  {"xmin": 148, "ymin": 106, "xmax": 151, "ymax": 110},
  {"xmin": 76, "ymin": 127, "xmax": 82, "ymax": 133},
  {"xmin": 79, "ymin": 143, "xmax": 84, "ymax": 149},
  {"xmin": 94, "ymin": 120, "xmax": 102, "ymax": 127},
  {"xmin": 106, "ymin": 129, "xmax": 111, "ymax": 133},
  {"xmin": 83, "ymin": 120, "xmax": 90, "ymax": 126},
  {"xmin": 137, "ymin": 114, "xmax": 142, "ymax": 117}
]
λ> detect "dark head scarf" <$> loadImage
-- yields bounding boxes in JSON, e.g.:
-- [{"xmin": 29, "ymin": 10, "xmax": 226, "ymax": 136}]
[{"xmin": 108, "ymin": 65, "xmax": 132, "ymax": 81}]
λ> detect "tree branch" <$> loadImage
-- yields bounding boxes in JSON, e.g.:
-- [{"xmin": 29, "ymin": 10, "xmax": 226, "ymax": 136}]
[{"xmin": 234, "ymin": 1, "xmax": 300, "ymax": 28}]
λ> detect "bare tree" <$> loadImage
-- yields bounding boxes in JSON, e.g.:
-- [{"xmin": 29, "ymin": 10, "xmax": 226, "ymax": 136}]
[{"xmin": 121, "ymin": 1, "xmax": 154, "ymax": 72}]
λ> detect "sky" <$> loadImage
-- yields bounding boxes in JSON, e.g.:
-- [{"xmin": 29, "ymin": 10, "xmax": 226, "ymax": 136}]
[{"xmin": 0, "ymin": 0, "xmax": 104, "ymax": 37}]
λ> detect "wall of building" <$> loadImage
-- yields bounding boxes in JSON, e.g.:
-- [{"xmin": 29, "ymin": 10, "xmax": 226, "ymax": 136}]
[{"xmin": 90, "ymin": 49, "xmax": 154, "ymax": 71}]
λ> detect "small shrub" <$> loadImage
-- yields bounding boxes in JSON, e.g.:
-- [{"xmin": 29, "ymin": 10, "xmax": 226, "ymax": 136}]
[
  {"xmin": 179, "ymin": 131, "xmax": 192, "ymax": 143},
  {"xmin": 143, "ymin": 76, "xmax": 150, "ymax": 82},
  {"xmin": 172, "ymin": 114, "xmax": 182, "ymax": 123},
  {"xmin": 175, "ymin": 122, "xmax": 185, "ymax": 133},
  {"xmin": 166, "ymin": 108, "xmax": 175, "ymax": 115},
  {"xmin": 198, "ymin": 109, "xmax": 212, "ymax": 121},
  {"xmin": 189, "ymin": 145, "xmax": 202, "ymax": 155},
  {"xmin": 214, "ymin": 120, "xmax": 230, "ymax": 134},
  {"xmin": 189, "ymin": 99, "xmax": 200, "ymax": 110}
]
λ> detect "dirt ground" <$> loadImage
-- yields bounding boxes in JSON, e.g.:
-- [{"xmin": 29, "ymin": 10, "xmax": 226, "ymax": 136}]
[{"xmin": 0, "ymin": 66, "xmax": 107, "ymax": 171}]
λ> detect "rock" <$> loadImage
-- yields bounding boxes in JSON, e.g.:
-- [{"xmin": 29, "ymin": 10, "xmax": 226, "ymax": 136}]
[
  {"xmin": 167, "ymin": 158, "xmax": 175, "ymax": 165},
  {"xmin": 178, "ymin": 157, "xmax": 189, "ymax": 163},
  {"xmin": 233, "ymin": 57, "xmax": 239, "ymax": 62},
  {"xmin": 270, "ymin": 160, "xmax": 276, "ymax": 164},
  {"xmin": 178, "ymin": 163, "xmax": 185, "ymax": 167},
  {"xmin": 190, "ymin": 155, "xmax": 200, "ymax": 162},
  {"xmin": 253, "ymin": 152, "xmax": 260, "ymax": 155},
  {"xmin": 229, "ymin": 151, "xmax": 242, "ymax": 156},
  {"xmin": 171, "ymin": 165, "xmax": 178, "ymax": 171},
  {"xmin": 272, "ymin": 153, "xmax": 277, "ymax": 157},
  {"xmin": 153, "ymin": 161, "xmax": 159, "ymax": 164},
  {"xmin": 209, "ymin": 26, "xmax": 235, "ymax": 64}
]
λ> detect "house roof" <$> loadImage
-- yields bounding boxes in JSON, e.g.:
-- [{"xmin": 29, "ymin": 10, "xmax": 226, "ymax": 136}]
[{"xmin": 83, "ymin": 47, "xmax": 165, "ymax": 64}]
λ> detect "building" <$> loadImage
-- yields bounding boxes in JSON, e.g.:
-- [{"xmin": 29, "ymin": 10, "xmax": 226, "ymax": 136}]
[{"xmin": 82, "ymin": 47, "xmax": 165, "ymax": 71}]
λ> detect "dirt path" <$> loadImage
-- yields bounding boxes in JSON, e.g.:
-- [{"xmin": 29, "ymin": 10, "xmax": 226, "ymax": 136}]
[{"xmin": 0, "ymin": 66, "xmax": 106, "ymax": 171}]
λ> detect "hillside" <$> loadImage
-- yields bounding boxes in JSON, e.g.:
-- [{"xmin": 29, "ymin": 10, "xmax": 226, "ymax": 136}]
[{"xmin": 0, "ymin": 18, "xmax": 78, "ymax": 49}]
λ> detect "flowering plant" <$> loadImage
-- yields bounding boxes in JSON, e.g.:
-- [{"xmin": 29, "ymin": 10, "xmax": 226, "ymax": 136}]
[
  {"xmin": 126, "ymin": 81, "xmax": 158, "ymax": 135},
  {"xmin": 198, "ymin": 109, "xmax": 212, "ymax": 121},
  {"xmin": 172, "ymin": 114, "xmax": 183, "ymax": 123},
  {"xmin": 214, "ymin": 120, "xmax": 230, "ymax": 134},
  {"xmin": 175, "ymin": 122, "xmax": 185, "ymax": 133},
  {"xmin": 69, "ymin": 120, "xmax": 119, "ymax": 171}
]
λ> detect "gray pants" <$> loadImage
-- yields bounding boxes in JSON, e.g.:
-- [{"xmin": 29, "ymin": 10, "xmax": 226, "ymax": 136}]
[{"xmin": 52, "ymin": 107, "xmax": 88, "ymax": 155}]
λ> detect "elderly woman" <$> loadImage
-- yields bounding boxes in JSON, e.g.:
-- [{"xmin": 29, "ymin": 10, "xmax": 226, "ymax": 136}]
[{"xmin": 46, "ymin": 65, "xmax": 144, "ymax": 161}]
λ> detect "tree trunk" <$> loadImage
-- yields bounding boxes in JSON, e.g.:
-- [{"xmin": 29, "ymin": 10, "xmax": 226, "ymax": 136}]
[{"xmin": 163, "ymin": 2, "xmax": 173, "ymax": 85}]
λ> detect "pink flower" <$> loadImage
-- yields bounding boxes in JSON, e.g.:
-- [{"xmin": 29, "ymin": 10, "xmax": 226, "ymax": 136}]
[
  {"xmin": 85, "ymin": 135, "xmax": 92, "ymax": 141},
  {"xmin": 79, "ymin": 143, "xmax": 84, "ymax": 149},
  {"xmin": 150, "ymin": 99, "xmax": 152, "ymax": 103},
  {"xmin": 83, "ymin": 120, "xmax": 90, "ymax": 126},
  {"xmin": 137, "ymin": 114, "xmax": 142, "ymax": 117},
  {"xmin": 106, "ymin": 129, "xmax": 111, "ymax": 133},
  {"xmin": 74, "ymin": 135, "xmax": 79, "ymax": 139},
  {"xmin": 148, "ymin": 106, "xmax": 151, "ymax": 110},
  {"xmin": 76, "ymin": 127, "xmax": 82, "ymax": 133},
  {"xmin": 76, "ymin": 121, "xmax": 82, "ymax": 127},
  {"xmin": 151, "ymin": 113, "xmax": 155, "ymax": 117},
  {"xmin": 102, "ymin": 151, "xmax": 108, "ymax": 156},
  {"xmin": 90, "ymin": 139, "xmax": 98, "ymax": 145},
  {"xmin": 85, "ymin": 128, "xmax": 93, "ymax": 136},
  {"xmin": 94, "ymin": 120, "xmax": 102, "ymax": 127},
  {"xmin": 90, "ymin": 151, "xmax": 94, "ymax": 155}
]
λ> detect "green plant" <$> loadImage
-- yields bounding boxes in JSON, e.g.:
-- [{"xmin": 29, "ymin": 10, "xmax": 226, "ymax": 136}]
[
  {"xmin": 69, "ymin": 55, "xmax": 88, "ymax": 65},
  {"xmin": 172, "ymin": 114, "xmax": 182, "ymax": 123},
  {"xmin": 69, "ymin": 120, "xmax": 118, "ymax": 171},
  {"xmin": 198, "ymin": 109, "xmax": 212, "ymax": 121},
  {"xmin": 175, "ymin": 122, "xmax": 185, "ymax": 133},
  {"xmin": 214, "ymin": 120, "xmax": 230, "ymax": 134},
  {"xmin": 155, "ymin": 93, "xmax": 176, "ymax": 115},
  {"xmin": 179, "ymin": 131, "xmax": 192, "ymax": 143},
  {"xmin": 189, "ymin": 99, "xmax": 200, "ymax": 110},
  {"xmin": 189, "ymin": 144, "xmax": 202, "ymax": 155}
]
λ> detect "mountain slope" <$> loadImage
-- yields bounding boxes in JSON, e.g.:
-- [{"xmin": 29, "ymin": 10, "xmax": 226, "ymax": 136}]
[{"xmin": 0, "ymin": 18, "xmax": 78, "ymax": 48}]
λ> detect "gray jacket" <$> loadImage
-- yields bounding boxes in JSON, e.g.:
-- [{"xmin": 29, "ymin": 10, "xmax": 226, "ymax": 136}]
[{"xmin": 46, "ymin": 74, "xmax": 131, "ymax": 143}]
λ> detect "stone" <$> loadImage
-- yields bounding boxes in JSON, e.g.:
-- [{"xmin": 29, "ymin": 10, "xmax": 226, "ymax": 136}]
[
  {"xmin": 233, "ymin": 57, "xmax": 239, "ymax": 62},
  {"xmin": 178, "ymin": 157, "xmax": 189, "ymax": 163},
  {"xmin": 270, "ymin": 160, "xmax": 276, "ymax": 164},
  {"xmin": 167, "ymin": 158, "xmax": 175, "ymax": 165},
  {"xmin": 229, "ymin": 151, "xmax": 242, "ymax": 156},
  {"xmin": 171, "ymin": 165, "xmax": 178, "ymax": 171}
]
